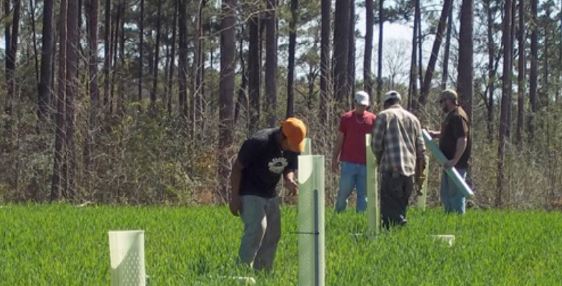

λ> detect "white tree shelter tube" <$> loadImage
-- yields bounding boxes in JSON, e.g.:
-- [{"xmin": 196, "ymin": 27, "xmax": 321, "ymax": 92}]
[
  {"xmin": 416, "ymin": 156, "xmax": 429, "ymax": 211},
  {"xmin": 365, "ymin": 135, "xmax": 380, "ymax": 238},
  {"xmin": 302, "ymin": 138, "xmax": 312, "ymax": 155},
  {"xmin": 108, "ymin": 230, "xmax": 147, "ymax": 286},
  {"xmin": 422, "ymin": 130, "xmax": 474, "ymax": 197},
  {"xmin": 298, "ymin": 155, "xmax": 325, "ymax": 286}
]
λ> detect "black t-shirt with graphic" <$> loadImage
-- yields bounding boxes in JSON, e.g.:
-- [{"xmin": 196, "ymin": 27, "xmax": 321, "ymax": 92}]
[
  {"xmin": 439, "ymin": 107, "xmax": 471, "ymax": 169},
  {"xmin": 238, "ymin": 128, "xmax": 299, "ymax": 198}
]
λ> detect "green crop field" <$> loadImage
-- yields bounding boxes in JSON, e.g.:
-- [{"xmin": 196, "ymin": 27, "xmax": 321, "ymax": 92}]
[{"xmin": 1, "ymin": 204, "xmax": 561, "ymax": 285}]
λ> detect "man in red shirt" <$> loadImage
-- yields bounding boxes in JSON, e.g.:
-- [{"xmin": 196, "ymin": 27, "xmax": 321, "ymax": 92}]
[{"xmin": 331, "ymin": 91, "xmax": 377, "ymax": 212}]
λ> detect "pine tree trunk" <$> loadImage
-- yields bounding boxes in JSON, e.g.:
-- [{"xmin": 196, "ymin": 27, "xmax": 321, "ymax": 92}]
[
  {"xmin": 457, "ymin": 0, "xmax": 473, "ymax": 120},
  {"xmin": 419, "ymin": 0, "xmax": 453, "ymax": 107},
  {"xmin": 5, "ymin": 0, "xmax": 21, "ymax": 117},
  {"xmin": 333, "ymin": 0, "xmax": 350, "ymax": 102},
  {"xmin": 265, "ymin": 0, "xmax": 277, "ymax": 125},
  {"xmin": 286, "ymin": 0, "xmax": 297, "ymax": 117},
  {"xmin": 417, "ymin": 6, "xmax": 423, "ymax": 92},
  {"xmin": 234, "ymin": 29, "xmax": 247, "ymax": 125},
  {"xmin": 319, "ymin": 0, "xmax": 330, "ymax": 122},
  {"xmin": 29, "ymin": 0, "xmax": 39, "ymax": 83},
  {"xmin": 485, "ymin": 0, "xmax": 495, "ymax": 142},
  {"xmin": 408, "ymin": 0, "xmax": 419, "ymax": 110},
  {"xmin": 348, "ymin": 0, "xmax": 356, "ymax": 106},
  {"xmin": 363, "ymin": 0, "xmax": 375, "ymax": 99},
  {"xmin": 554, "ymin": 0, "xmax": 562, "ymax": 103},
  {"xmin": 117, "ymin": 1, "xmax": 126, "ymax": 114},
  {"xmin": 178, "ymin": 0, "xmax": 188, "ymax": 116},
  {"xmin": 51, "ymin": 0, "xmax": 68, "ymax": 201},
  {"xmin": 497, "ymin": 0, "xmax": 513, "ymax": 207},
  {"xmin": 38, "ymin": 0, "xmax": 54, "ymax": 120},
  {"xmin": 109, "ymin": 2, "xmax": 122, "ymax": 114},
  {"xmin": 543, "ymin": 7, "xmax": 550, "ymax": 106},
  {"xmin": 138, "ymin": 0, "xmax": 144, "ymax": 110},
  {"xmin": 194, "ymin": 0, "xmax": 206, "ymax": 132},
  {"xmin": 167, "ymin": 0, "xmax": 178, "ymax": 115},
  {"xmin": 151, "ymin": 0, "xmax": 162, "ymax": 107},
  {"xmin": 218, "ymin": 0, "xmax": 237, "ymax": 202},
  {"xmin": 376, "ymin": 0, "xmax": 383, "ymax": 105},
  {"xmin": 528, "ymin": 0, "xmax": 538, "ymax": 139},
  {"xmin": 559, "ymin": 0, "xmax": 562, "ymax": 104},
  {"xmin": 441, "ymin": 2, "xmax": 453, "ymax": 89},
  {"xmin": 102, "ymin": 0, "xmax": 111, "ymax": 111},
  {"xmin": 65, "ymin": 0, "xmax": 79, "ymax": 199},
  {"xmin": 515, "ymin": 0, "xmax": 525, "ymax": 145},
  {"xmin": 364, "ymin": 0, "xmax": 373, "ymax": 99},
  {"xmin": 84, "ymin": 0, "xmax": 99, "ymax": 180},
  {"xmin": 248, "ymin": 15, "xmax": 260, "ymax": 133}
]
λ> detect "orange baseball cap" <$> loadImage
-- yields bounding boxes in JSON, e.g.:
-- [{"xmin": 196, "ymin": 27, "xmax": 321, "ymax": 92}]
[{"xmin": 281, "ymin": 117, "xmax": 307, "ymax": 153}]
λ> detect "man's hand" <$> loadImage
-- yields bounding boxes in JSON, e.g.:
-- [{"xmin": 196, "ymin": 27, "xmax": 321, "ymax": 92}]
[
  {"xmin": 443, "ymin": 159, "xmax": 456, "ymax": 169},
  {"xmin": 427, "ymin": 130, "xmax": 440, "ymax": 139},
  {"xmin": 285, "ymin": 178, "xmax": 299, "ymax": 196},
  {"xmin": 229, "ymin": 195, "xmax": 241, "ymax": 216},
  {"xmin": 415, "ymin": 156, "xmax": 426, "ymax": 188}
]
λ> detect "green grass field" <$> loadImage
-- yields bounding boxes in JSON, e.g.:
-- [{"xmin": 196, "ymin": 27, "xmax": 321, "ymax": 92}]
[{"xmin": 1, "ymin": 204, "xmax": 561, "ymax": 285}]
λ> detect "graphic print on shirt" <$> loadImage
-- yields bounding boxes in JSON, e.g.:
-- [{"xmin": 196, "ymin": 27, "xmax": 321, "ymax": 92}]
[{"xmin": 268, "ymin": 157, "xmax": 288, "ymax": 174}]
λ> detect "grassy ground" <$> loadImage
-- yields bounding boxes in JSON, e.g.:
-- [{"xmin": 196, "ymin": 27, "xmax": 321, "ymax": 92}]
[{"xmin": 0, "ymin": 204, "xmax": 561, "ymax": 285}]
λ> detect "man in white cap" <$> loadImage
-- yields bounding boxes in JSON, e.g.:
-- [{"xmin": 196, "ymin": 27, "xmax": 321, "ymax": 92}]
[
  {"xmin": 332, "ymin": 91, "xmax": 377, "ymax": 213},
  {"xmin": 371, "ymin": 90, "xmax": 426, "ymax": 228}
]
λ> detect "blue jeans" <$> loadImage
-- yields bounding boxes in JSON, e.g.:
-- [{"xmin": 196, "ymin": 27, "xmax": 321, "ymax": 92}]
[
  {"xmin": 335, "ymin": 162, "xmax": 367, "ymax": 213},
  {"xmin": 238, "ymin": 195, "xmax": 281, "ymax": 271},
  {"xmin": 440, "ymin": 169, "xmax": 467, "ymax": 214}
]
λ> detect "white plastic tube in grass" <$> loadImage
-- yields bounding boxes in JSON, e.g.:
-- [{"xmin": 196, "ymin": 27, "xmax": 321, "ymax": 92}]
[
  {"xmin": 213, "ymin": 275, "xmax": 256, "ymax": 285},
  {"xmin": 432, "ymin": 234, "xmax": 455, "ymax": 247},
  {"xmin": 298, "ymin": 155, "xmax": 325, "ymax": 286},
  {"xmin": 422, "ymin": 130, "xmax": 474, "ymax": 197},
  {"xmin": 108, "ymin": 230, "xmax": 147, "ymax": 286},
  {"xmin": 365, "ymin": 134, "xmax": 380, "ymax": 239},
  {"xmin": 302, "ymin": 138, "xmax": 312, "ymax": 155},
  {"xmin": 416, "ymin": 155, "xmax": 429, "ymax": 211}
]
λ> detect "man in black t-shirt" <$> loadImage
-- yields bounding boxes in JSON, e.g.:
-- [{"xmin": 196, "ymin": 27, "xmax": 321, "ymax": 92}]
[
  {"xmin": 229, "ymin": 117, "xmax": 307, "ymax": 271},
  {"xmin": 428, "ymin": 89, "xmax": 471, "ymax": 214}
]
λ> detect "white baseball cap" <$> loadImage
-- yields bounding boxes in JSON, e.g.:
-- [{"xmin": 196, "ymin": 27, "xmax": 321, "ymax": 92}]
[
  {"xmin": 354, "ymin": 91, "xmax": 370, "ymax": 106},
  {"xmin": 383, "ymin": 90, "xmax": 402, "ymax": 103}
]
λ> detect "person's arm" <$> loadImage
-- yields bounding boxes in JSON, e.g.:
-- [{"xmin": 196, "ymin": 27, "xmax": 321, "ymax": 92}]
[
  {"xmin": 229, "ymin": 139, "xmax": 259, "ymax": 216},
  {"xmin": 331, "ymin": 132, "xmax": 344, "ymax": 173},
  {"xmin": 444, "ymin": 137, "xmax": 467, "ymax": 169},
  {"xmin": 427, "ymin": 129, "xmax": 441, "ymax": 139},
  {"xmin": 371, "ymin": 115, "xmax": 385, "ymax": 163},
  {"xmin": 229, "ymin": 158, "xmax": 244, "ymax": 216},
  {"xmin": 284, "ymin": 151, "xmax": 299, "ymax": 195},
  {"xmin": 283, "ymin": 170, "xmax": 298, "ymax": 196}
]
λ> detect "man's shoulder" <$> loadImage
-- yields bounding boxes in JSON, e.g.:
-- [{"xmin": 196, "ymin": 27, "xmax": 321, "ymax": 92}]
[
  {"xmin": 455, "ymin": 107, "xmax": 470, "ymax": 121},
  {"xmin": 249, "ymin": 128, "xmax": 277, "ymax": 143},
  {"xmin": 402, "ymin": 108, "xmax": 420, "ymax": 122},
  {"xmin": 340, "ymin": 111, "xmax": 354, "ymax": 119},
  {"xmin": 365, "ymin": 111, "xmax": 376, "ymax": 119},
  {"xmin": 382, "ymin": 107, "xmax": 420, "ymax": 124},
  {"xmin": 447, "ymin": 108, "xmax": 469, "ymax": 124},
  {"xmin": 379, "ymin": 105, "xmax": 403, "ymax": 116}
]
